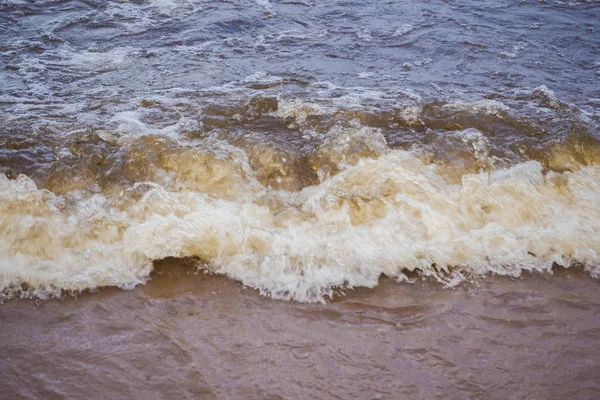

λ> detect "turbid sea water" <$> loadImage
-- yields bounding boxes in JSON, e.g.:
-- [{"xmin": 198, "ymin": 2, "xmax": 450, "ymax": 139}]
[{"xmin": 1, "ymin": 0, "xmax": 599, "ymax": 398}]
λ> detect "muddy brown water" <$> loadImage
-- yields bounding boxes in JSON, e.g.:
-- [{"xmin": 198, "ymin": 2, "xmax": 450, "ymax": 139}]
[{"xmin": 1, "ymin": 261, "xmax": 600, "ymax": 399}]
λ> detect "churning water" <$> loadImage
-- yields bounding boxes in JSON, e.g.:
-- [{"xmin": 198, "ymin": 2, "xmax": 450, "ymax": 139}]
[{"xmin": 1, "ymin": 1, "xmax": 600, "ymax": 398}]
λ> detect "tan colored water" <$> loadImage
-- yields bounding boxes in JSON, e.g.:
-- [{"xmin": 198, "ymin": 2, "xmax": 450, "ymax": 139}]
[{"xmin": 1, "ymin": 260, "xmax": 599, "ymax": 399}]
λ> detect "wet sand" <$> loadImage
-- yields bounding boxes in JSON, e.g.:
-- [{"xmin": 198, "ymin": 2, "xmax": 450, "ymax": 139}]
[{"xmin": 1, "ymin": 260, "xmax": 599, "ymax": 400}]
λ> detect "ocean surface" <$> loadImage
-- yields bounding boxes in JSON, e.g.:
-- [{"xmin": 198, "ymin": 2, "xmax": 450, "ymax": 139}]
[{"xmin": 1, "ymin": 0, "xmax": 600, "ymax": 398}]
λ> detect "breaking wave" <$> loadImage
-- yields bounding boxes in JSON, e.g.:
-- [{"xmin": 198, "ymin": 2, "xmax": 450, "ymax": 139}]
[{"xmin": 2, "ymin": 99, "xmax": 599, "ymax": 301}]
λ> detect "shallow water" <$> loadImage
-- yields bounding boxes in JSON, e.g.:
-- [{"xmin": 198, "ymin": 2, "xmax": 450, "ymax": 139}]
[
  {"xmin": 1, "ymin": 0, "xmax": 600, "ymax": 397},
  {"xmin": 1, "ymin": 262, "xmax": 600, "ymax": 399}
]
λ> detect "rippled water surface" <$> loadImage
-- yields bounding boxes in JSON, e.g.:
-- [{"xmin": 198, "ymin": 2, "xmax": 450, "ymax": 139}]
[
  {"xmin": 2, "ymin": 264, "xmax": 600, "ymax": 399},
  {"xmin": 1, "ymin": 0, "xmax": 600, "ymax": 398}
]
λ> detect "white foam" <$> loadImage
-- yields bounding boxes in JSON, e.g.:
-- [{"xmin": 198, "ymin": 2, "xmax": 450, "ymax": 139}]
[
  {"xmin": 445, "ymin": 99, "xmax": 510, "ymax": 116},
  {"xmin": 392, "ymin": 24, "xmax": 414, "ymax": 37},
  {"xmin": 274, "ymin": 98, "xmax": 333, "ymax": 124},
  {"xmin": 62, "ymin": 47, "xmax": 133, "ymax": 71},
  {"xmin": 255, "ymin": 0, "xmax": 274, "ymax": 14},
  {"xmin": 2, "ymin": 137, "xmax": 599, "ymax": 302}
]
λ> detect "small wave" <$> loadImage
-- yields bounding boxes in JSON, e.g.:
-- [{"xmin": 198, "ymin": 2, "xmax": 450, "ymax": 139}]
[{"xmin": 1, "ymin": 120, "xmax": 599, "ymax": 302}]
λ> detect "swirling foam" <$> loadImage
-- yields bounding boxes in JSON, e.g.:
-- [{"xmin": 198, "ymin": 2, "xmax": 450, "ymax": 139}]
[{"xmin": 2, "ymin": 128, "xmax": 599, "ymax": 302}]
